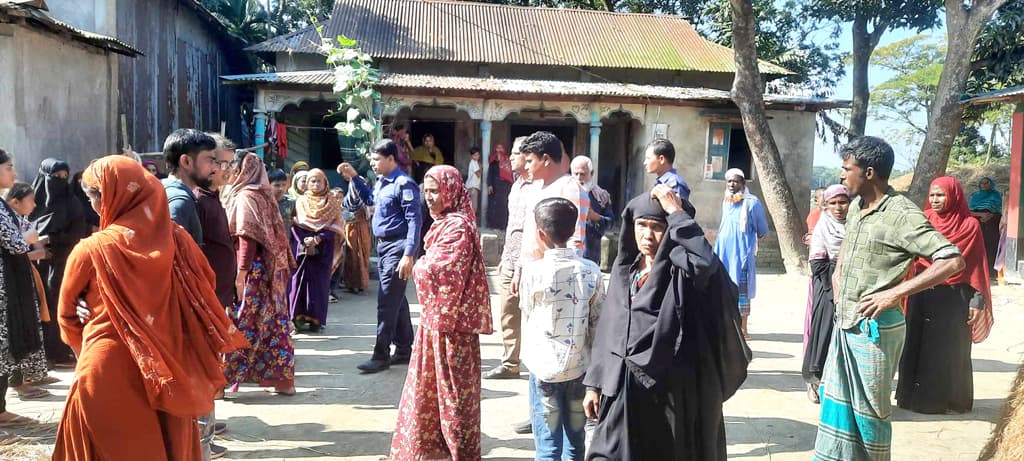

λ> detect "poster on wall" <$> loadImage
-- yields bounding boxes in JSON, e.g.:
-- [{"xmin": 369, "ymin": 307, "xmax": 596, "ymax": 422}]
[{"xmin": 653, "ymin": 123, "xmax": 669, "ymax": 139}]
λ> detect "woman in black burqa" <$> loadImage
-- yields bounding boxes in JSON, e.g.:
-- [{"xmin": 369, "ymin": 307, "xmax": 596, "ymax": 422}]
[
  {"xmin": 583, "ymin": 185, "xmax": 751, "ymax": 461},
  {"xmin": 29, "ymin": 158, "xmax": 87, "ymax": 366}
]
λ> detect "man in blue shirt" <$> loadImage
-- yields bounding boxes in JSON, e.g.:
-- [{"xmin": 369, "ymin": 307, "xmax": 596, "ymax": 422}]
[
  {"xmin": 161, "ymin": 128, "xmax": 219, "ymax": 245},
  {"xmin": 643, "ymin": 139, "xmax": 691, "ymax": 200},
  {"xmin": 339, "ymin": 139, "xmax": 422, "ymax": 373},
  {"xmin": 160, "ymin": 128, "xmax": 227, "ymax": 460}
]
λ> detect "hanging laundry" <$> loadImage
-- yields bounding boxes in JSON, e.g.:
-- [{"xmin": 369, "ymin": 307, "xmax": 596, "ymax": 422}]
[{"xmin": 275, "ymin": 122, "xmax": 289, "ymax": 160}]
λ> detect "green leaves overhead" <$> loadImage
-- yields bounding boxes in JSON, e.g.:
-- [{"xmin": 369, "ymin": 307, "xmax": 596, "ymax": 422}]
[{"xmin": 322, "ymin": 34, "xmax": 382, "ymax": 154}]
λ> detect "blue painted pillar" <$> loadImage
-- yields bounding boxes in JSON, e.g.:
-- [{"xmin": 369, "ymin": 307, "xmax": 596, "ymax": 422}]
[
  {"xmin": 254, "ymin": 112, "xmax": 268, "ymax": 161},
  {"xmin": 589, "ymin": 110, "xmax": 602, "ymax": 178},
  {"xmin": 480, "ymin": 120, "xmax": 492, "ymax": 227}
]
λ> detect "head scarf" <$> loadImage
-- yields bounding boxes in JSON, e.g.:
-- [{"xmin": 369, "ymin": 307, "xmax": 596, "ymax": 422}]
[
  {"xmin": 423, "ymin": 165, "xmax": 474, "ymax": 221},
  {"xmin": 29, "ymin": 158, "xmax": 85, "ymax": 238},
  {"xmin": 289, "ymin": 170, "xmax": 309, "ymax": 198},
  {"xmin": 968, "ymin": 176, "xmax": 1002, "ymax": 213},
  {"xmin": 224, "ymin": 153, "xmax": 295, "ymax": 274},
  {"xmin": 586, "ymin": 192, "xmax": 749, "ymax": 408},
  {"xmin": 917, "ymin": 176, "xmax": 994, "ymax": 343},
  {"xmin": 413, "ymin": 165, "xmax": 492, "ymax": 335},
  {"xmin": 295, "ymin": 169, "xmax": 345, "ymax": 270},
  {"xmin": 723, "ymin": 168, "xmax": 752, "ymax": 230},
  {"xmin": 289, "ymin": 161, "xmax": 310, "ymax": 177},
  {"xmin": 490, "ymin": 144, "xmax": 515, "ymax": 184},
  {"xmin": 76, "ymin": 155, "xmax": 247, "ymax": 416},
  {"xmin": 809, "ymin": 184, "xmax": 848, "ymax": 261}
]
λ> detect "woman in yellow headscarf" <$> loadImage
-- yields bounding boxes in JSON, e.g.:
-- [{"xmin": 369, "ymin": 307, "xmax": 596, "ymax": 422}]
[{"xmin": 290, "ymin": 169, "xmax": 344, "ymax": 333}]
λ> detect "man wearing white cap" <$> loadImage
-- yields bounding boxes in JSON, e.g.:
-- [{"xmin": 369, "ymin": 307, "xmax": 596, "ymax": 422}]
[{"xmin": 713, "ymin": 168, "xmax": 769, "ymax": 339}]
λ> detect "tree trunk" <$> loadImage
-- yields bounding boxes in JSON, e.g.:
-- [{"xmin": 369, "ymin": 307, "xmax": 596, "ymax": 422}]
[
  {"xmin": 849, "ymin": 15, "xmax": 889, "ymax": 138},
  {"xmin": 849, "ymin": 17, "xmax": 871, "ymax": 137},
  {"xmin": 907, "ymin": 0, "xmax": 1008, "ymax": 203},
  {"xmin": 729, "ymin": 0, "xmax": 808, "ymax": 274}
]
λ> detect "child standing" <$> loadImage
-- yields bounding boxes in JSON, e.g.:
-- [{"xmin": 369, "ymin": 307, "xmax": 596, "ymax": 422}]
[
  {"xmin": 4, "ymin": 182, "xmax": 58, "ymax": 398},
  {"xmin": 519, "ymin": 197, "xmax": 604, "ymax": 460},
  {"xmin": 465, "ymin": 147, "xmax": 483, "ymax": 214}
]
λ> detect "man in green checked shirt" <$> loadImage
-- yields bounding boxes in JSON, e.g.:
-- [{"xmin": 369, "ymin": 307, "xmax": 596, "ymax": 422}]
[{"xmin": 814, "ymin": 136, "xmax": 966, "ymax": 461}]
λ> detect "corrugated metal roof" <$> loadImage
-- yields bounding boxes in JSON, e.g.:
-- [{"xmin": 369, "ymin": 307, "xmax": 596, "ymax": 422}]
[
  {"xmin": 0, "ymin": 2, "xmax": 142, "ymax": 56},
  {"xmin": 221, "ymin": 71, "xmax": 847, "ymax": 109},
  {"xmin": 963, "ymin": 85, "xmax": 1024, "ymax": 105},
  {"xmin": 247, "ymin": 0, "xmax": 791, "ymax": 75}
]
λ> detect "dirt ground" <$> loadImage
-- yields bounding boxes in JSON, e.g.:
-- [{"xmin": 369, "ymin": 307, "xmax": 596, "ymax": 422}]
[{"xmin": 2, "ymin": 272, "xmax": 1021, "ymax": 460}]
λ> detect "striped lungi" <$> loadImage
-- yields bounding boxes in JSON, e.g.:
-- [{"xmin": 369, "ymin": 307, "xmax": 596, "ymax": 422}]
[{"xmin": 814, "ymin": 309, "xmax": 906, "ymax": 461}]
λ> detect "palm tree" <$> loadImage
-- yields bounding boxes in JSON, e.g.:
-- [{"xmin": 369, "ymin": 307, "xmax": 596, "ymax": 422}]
[{"xmin": 202, "ymin": 0, "xmax": 271, "ymax": 45}]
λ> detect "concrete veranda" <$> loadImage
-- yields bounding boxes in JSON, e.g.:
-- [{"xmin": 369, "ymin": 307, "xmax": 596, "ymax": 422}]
[{"xmin": 3, "ymin": 272, "xmax": 1021, "ymax": 460}]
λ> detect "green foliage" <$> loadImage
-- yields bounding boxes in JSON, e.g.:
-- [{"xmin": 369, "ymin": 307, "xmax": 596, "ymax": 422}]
[
  {"xmin": 202, "ymin": 0, "xmax": 334, "ymax": 44},
  {"xmin": 811, "ymin": 166, "xmax": 843, "ymax": 188},
  {"xmin": 969, "ymin": 0, "xmax": 1024, "ymax": 94},
  {"xmin": 320, "ymin": 31, "xmax": 382, "ymax": 155},
  {"xmin": 202, "ymin": 0, "xmax": 271, "ymax": 44},
  {"xmin": 869, "ymin": 34, "xmax": 945, "ymax": 136},
  {"xmin": 679, "ymin": 0, "xmax": 846, "ymax": 97},
  {"xmin": 869, "ymin": 33, "xmax": 1014, "ymax": 167}
]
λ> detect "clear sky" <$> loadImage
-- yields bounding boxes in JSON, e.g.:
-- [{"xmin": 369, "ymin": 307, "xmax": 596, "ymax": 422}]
[{"xmin": 811, "ymin": 26, "xmax": 919, "ymax": 169}]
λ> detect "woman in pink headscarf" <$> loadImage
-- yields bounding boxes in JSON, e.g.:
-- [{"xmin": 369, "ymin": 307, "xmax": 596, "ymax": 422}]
[
  {"xmin": 486, "ymin": 143, "xmax": 515, "ymax": 229},
  {"xmin": 222, "ymin": 152, "xmax": 297, "ymax": 395},
  {"xmin": 389, "ymin": 165, "xmax": 493, "ymax": 461}
]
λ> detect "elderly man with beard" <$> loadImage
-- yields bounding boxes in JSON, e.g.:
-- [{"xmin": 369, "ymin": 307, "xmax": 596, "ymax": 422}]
[
  {"xmin": 584, "ymin": 185, "xmax": 750, "ymax": 460},
  {"xmin": 712, "ymin": 168, "xmax": 769, "ymax": 339},
  {"xmin": 570, "ymin": 155, "xmax": 614, "ymax": 265}
]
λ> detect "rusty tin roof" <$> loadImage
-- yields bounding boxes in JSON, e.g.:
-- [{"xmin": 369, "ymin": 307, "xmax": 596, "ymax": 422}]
[
  {"xmin": 221, "ymin": 71, "xmax": 847, "ymax": 110},
  {"xmin": 247, "ymin": 0, "xmax": 791, "ymax": 75}
]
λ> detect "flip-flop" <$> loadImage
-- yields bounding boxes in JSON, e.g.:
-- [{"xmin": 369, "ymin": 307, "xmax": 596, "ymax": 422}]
[
  {"xmin": 30, "ymin": 375, "xmax": 60, "ymax": 385},
  {"xmin": 264, "ymin": 387, "xmax": 296, "ymax": 396},
  {"xmin": 0, "ymin": 431, "xmax": 20, "ymax": 446},
  {"xmin": 15, "ymin": 387, "xmax": 52, "ymax": 400},
  {"xmin": 0, "ymin": 414, "xmax": 38, "ymax": 427}
]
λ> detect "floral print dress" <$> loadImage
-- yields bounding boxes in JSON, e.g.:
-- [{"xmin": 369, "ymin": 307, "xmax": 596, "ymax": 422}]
[
  {"xmin": 0, "ymin": 205, "xmax": 48, "ymax": 382},
  {"xmin": 390, "ymin": 166, "xmax": 493, "ymax": 461}
]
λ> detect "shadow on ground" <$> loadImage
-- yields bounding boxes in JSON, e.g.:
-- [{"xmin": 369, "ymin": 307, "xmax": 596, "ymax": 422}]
[{"xmin": 726, "ymin": 416, "xmax": 817, "ymax": 458}]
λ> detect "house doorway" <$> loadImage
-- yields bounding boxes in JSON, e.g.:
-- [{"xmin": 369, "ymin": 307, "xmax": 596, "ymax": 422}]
[{"xmin": 510, "ymin": 124, "xmax": 576, "ymax": 154}]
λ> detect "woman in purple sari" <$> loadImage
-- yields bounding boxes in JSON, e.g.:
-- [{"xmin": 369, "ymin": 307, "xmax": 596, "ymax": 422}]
[{"xmin": 290, "ymin": 169, "xmax": 344, "ymax": 333}]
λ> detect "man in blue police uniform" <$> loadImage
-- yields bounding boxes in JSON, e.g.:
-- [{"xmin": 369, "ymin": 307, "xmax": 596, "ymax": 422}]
[
  {"xmin": 339, "ymin": 139, "xmax": 422, "ymax": 374},
  {"xmin": 643, "ymin": 138, "xmax": 691, "ymax": 200}
]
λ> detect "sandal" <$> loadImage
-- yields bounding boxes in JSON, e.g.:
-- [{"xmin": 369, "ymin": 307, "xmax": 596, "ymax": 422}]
[
  {"xmin": 807, "ymin": 383, "xmax": 821, "ymax": 404},
  {"xmin": 14, "ymin": 386, "xmax": 52, "ymax": 400},
  {"xmin": 30, "ymin": 375, "xmax": 60, "ymax": 385},
  {"xmin": 0, "ymin": 412, "xmax": 38, "ymax": 427},
  {"xmin": 271, "ymin": 386, "xmax": 296, "ymax": 396},
  {"xmin": 0, "ymin": 431, "xmax": 20, "ymax": 446}
]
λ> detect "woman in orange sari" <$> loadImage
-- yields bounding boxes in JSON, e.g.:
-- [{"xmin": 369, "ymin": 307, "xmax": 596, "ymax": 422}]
[
  {"xmin": 341, "ymin": 174, "xmax": 371, "ymax": 294},
  {"xmin": 53, "ymin": 156, "xmax": 247, "ymax": 460}
]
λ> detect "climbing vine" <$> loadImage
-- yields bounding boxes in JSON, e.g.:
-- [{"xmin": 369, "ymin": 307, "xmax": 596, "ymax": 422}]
[{"xmin": 319, "ymin": 30, "xmax": 382, "ymax": 155}]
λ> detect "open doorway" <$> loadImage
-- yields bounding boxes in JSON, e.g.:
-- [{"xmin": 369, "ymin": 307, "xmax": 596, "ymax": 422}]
[
  {"xmin": 410, "ymin": 121, "xmax": 456, "ymax": 165},
  {"xmin": 510, "ymin": 124, "xmax": 576, "ymax": 154}
]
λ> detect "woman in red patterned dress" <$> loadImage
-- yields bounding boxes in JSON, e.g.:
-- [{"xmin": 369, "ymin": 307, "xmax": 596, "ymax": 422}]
[{"xmin": 389, "ymin": 165, "xmax": 494, "ymax": 461}]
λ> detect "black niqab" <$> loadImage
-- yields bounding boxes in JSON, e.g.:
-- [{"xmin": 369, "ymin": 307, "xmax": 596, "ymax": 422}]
[
  {"xmin": 29, "ymin": 158, "xmax": 86, "ymax": 243},
  {"xmin": 585, "ymin": 194, "xmax": 751, "ymax": 460}
]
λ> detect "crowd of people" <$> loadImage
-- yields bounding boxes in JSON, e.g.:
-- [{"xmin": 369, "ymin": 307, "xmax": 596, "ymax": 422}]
[{"xmin": 0, "ymin": 128, "xmax": 1009, "ymax": 460}]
